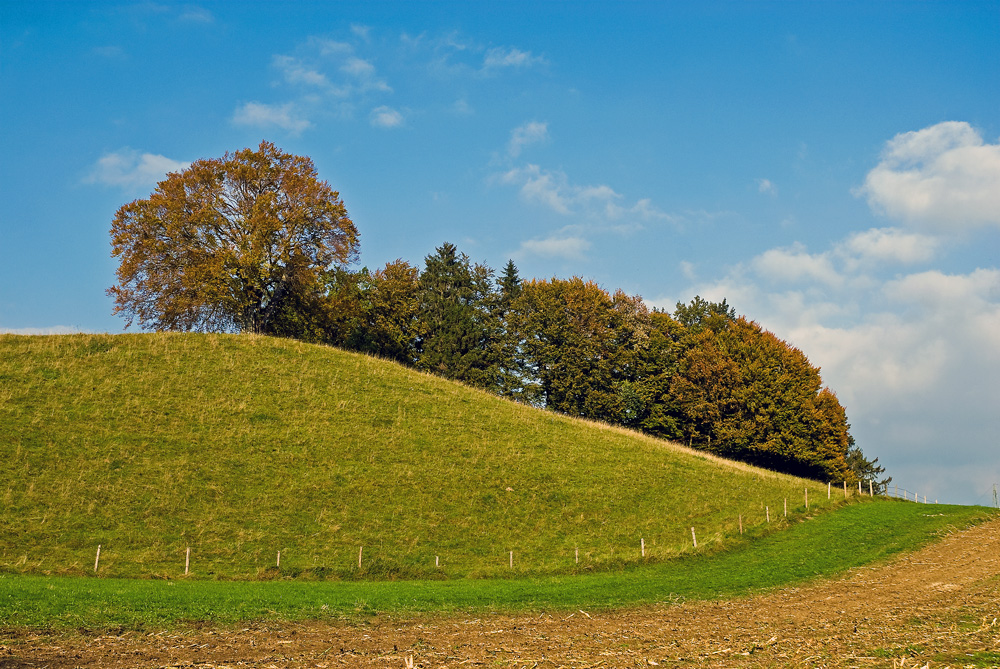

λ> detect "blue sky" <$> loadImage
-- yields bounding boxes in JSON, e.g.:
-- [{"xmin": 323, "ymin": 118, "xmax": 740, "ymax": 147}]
[{"xmin": 2, "ymin": 1, "xmax": 998, "ymax": 505}]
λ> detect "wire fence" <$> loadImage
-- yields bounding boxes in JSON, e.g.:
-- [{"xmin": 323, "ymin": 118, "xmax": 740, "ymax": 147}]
[
  {"xmin": 884, "ymin": 484, "xmax": 937, "ymax": 504},
  {"xmin": 13, "ymin": 481, "xmax": 983, "ymax": 581}
]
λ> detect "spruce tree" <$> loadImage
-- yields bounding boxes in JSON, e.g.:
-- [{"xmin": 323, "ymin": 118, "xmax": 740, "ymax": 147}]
[{"xmin": 415, "ymin": 243, "xmax": 494, "ymax": 388}]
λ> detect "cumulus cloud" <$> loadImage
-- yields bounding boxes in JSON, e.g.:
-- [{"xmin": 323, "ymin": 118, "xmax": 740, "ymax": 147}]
[
  {"xmin": 838, "ymin": 227, "xmax": 939, "ymax": 266},
  {"xmin": 93, "ymin": 45, "xmax": 126, "ymax": 59},
  {"xmin": 883, "ymin": 268, "xmax": 1000, "ymax": 313},
  {"xmin": 787, "ymin": 268, "xmax": 1000, "ymax": 483},
  {"xmin": 86, "ymin": 149, "xmax": 189, "ymax": 189},
  {"xmin": 518, "ymin": 235, "xmax": 591, "ymax": 260},
  {"xmin": 756, "ymin": 178, "xmax": 777, "ymax": 195},
  {"xmin": 508, "ymin": 121, "xmax": 548, "ymax": 158},
  {"xmin": 0, "ymin": 325, "xmax": 94, "ymax": 335},
  {"xmin": 350, "ymin": 23, "xmax": 371, "ymax": 41},
  {"xmin": 272, "ymin": 50, "xmax": 389, "ymax": 97},
  {"xmin": 500, "ymin": 164, "xmax": 573, "ymax": 214},
  {"xmin": 650, "ymin": 122, "xmax": 1000, "ymax": 504},
  {"xmin": 752, "ymin": 244, "xmax": 843, "ymax": 287},
  {"xmin": 273, "ymin": 55, "xmax": 335, "ymax": 90},
  {"xmin": 251, "ymin": 37, "xmax": 392, "ymax": 130},
  {"xmin": 483, "ymin": 46, "xmax": 545, "ymax": 70},
  {"xmin": 341, "ymin": 56, "xmax": 376, "ymax": 78},
  {"xmin": 312, "ymin": 38, "xmax": 353, "ymax": 56},
  {"xmin": 370, "ymin": 105, "xmax": 404, "ymax": 128},
  {"xmin": 858, "ymin": 121, "xmax": 1000, "ymax": 229},
  {"xmin": 178, "ymin": 6, "xmax": 213, "ymax": 23},
  {"xmin": 232, "ymin": 101, "xmax": 311, "ymax": 134},
  {"xmin": 670, "ymin": 231, "xmax": 1000, "ymax": 504},
  {"xmin": 499, "ymin": 163, "xmax": 677, "ymax": 227}
]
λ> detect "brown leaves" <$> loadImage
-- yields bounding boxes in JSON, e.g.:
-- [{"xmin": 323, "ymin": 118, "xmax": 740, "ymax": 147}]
[{"xmin": 107, "ymin": 141, "xmax": 359, "ymax": 335}]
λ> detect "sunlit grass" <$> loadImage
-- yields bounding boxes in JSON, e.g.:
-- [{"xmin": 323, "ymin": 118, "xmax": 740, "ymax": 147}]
[
  {"xmin": 1, "ymin": 500, "xmax": 992, "ymax": 629},
  {"xmin": 4, "ymin": 333, "xmax": 857, "ymax": 580}
]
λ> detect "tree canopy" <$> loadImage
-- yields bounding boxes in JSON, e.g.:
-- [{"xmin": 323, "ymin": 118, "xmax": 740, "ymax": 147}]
[
  {"xmin": 108, "ymin": 148, "xmax": 885, "ymax": 487},
  {"xmin": 108, "ymin": 141, "xmax": 359, "ymax": 334}
]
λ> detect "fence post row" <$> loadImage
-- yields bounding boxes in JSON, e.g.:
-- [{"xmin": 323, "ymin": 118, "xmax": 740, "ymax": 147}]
[{"xmin": 84, "ymin": 480, "xmax": 959, "ymax": 576}]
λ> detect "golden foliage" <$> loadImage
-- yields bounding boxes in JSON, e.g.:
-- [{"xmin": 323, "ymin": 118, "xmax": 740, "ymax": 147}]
[{"xmin": 107, "ymin": 141, "xmax": 359, "ymax": 333}]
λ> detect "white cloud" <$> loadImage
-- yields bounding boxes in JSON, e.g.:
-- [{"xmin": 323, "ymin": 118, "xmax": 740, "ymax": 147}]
[
  {"xmin": 93, "ymin": 45, "xmax": 126, "ymax": 59},
  {"xmin": 452, "ymin": 98, "xmax": 474, "ymax": 115},
  {"xmin": 508, "ymin": 121, "xmax": 548, "ymax": 158},
  {"xmin": 312, "ymin": 38, "xmax": 353, "ymax": 56},
  {"xmin": 86, "ymin": 149, "xmax": 189, "ymax": 189},
  {"xmin": 752, "ymin": 244, "xmax": 843, "ymax": 287},
  {"xmin": 350, "ymin": 24, "xmax": 371, "ymax": 41},
  {"xmin": 483, "ymin": 46, "xmax": 545, "ymax": 70},
  {"xmin": 262, "ymin": 38, "xmax": 391, "ymax": 125},
  {"xmin": 883, "ymin": 268, "xmax": 1000, "ymax": 313},
  {"xmin": 518, "ymin": 236, "xmax": 591, "ymax": 260},
  {"xmin": 500, "ymin": 164, "xmax": 573, "ymax": 214},
  {"xmin": 838, "ymin": 227, "xmax": 939, "ymax": 266},
  {"xmin": 756, "ymin": 178, "xmax": 777, "ymax": 195},
  {"xmin": 232, "ymin": 101, "xmax": 311, "ymax": 134},
  {"xmin": 679, "ymin": 261, "xmax": 697, "ymax": 281},
  {"xmin": 178, "ymin": 6, "xmax": 213, "ymax": 23},
  {"xmin": 674, "ymin": 233, "xmax": 1000, "ymax": 504},
  {"xmin": 498, "ymin": 163, "xmax": 676, "ymax": 229},
  {"xmin": 342, "ymin": 56, "xmax": 376, "ymax": 78},
  {"xmin": 370, "ymin": 105, "xmax": 404, "ymax": 128},
  {"xmin": 273, "ymin": 55, "xmax": 334, "ymax": 90},
  {"xmin": 858, "ymin": 121, "xmax": 1000, "ymax": 229},
  {"xmin": 612, "ymin": 198, "xmax": 679, "ymax": 225},
  {"xmin": 0, "ymin": 325, "xmax": 95, "ymax": 335}
]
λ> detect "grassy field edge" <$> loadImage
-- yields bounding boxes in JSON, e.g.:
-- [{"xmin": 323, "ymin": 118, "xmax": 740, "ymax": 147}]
[{"xmin": 3, "ymin": 500, "xmax": 995, "ymax": 631}]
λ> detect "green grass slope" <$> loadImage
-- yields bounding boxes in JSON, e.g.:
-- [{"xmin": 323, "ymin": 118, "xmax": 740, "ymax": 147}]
[
  {"xmin": 3, "ymin": 501, "xmax": 993, "ymax": 628},
  {"xmin": 3, "ymin": 333, "xmax": 854, "ymax": 580}
]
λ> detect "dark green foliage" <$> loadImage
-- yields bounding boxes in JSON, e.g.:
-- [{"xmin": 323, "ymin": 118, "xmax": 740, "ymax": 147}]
[
  {"xmin": 181, "ymin": 234, "xmax": 879, "ymax": 483},
  {"xmin": 414, "ymin": 243, "xmax": 496, "ymax": 388},
  {"xmin": 672, "ymin": 295, "xmax": 736, "ymax": 331},
  {"xmin": 507, "ymin": 277, "xmax": 620, "ymax": 417},
  {"xmin": 846, "ymin": 438, "xmax": 892, "ymax": 492},
  {"xmin": 342, "ymin": 260, "xmax": 422, "ymax": 365},
  {"xmin": 491, "ymin": 259, "xmax": 528, "ymax": 399}
]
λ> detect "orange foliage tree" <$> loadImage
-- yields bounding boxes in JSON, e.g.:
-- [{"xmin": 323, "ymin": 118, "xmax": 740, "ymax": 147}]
[{"xmin": 108, "ymin": 141, "xmax": 359, "ymax": 334}]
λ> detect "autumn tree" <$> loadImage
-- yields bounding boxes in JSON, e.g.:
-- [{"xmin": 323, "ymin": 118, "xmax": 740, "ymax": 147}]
[
  {"xmin": 344, "ymin": 259, "xmax": 422, "ymax": 364},
  {"xmin": 108, "ymin": 141, "xmax": 359, "ymax": 334},
  {"xmin": 509, "ymin": 278, "xmax": 615, "ymax": 417},
  {"xmin": 662, "ymin": 310, "xmax": 855, "ymax": 480}
]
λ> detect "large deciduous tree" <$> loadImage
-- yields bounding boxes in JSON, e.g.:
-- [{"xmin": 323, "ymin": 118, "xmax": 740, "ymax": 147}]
[
  {"xmin": 509, "ymin": 277, "xmax": 623, "ymax": 418},
  {"xmin": 108, "ymin": 141, "xmax": 359, "ymax": 334}
]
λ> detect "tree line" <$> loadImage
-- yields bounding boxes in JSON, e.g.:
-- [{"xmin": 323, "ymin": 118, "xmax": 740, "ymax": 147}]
[
  {"xmin": 108, "ymin": 141, "xmax": 887, "ymax": 486},
  {"xmin": 274, "ymin": 242, "xmax": 882, "ymax": 484}
]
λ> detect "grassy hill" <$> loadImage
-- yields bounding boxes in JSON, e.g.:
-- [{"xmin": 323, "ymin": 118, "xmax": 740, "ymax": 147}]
[{"xmin": 2, "ymin": 333, "xmax": 851, "ymax": 580}]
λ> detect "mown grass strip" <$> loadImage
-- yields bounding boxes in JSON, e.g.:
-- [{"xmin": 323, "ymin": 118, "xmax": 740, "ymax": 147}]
[{"xmin": 3, "ymin": 501, "xmax": 993, "ymax": 630}]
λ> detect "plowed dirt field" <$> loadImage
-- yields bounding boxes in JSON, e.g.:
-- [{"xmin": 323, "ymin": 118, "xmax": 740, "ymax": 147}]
[{"xmin": 4, "ymin": 519, "xmax": 1000, "ymax": 668}]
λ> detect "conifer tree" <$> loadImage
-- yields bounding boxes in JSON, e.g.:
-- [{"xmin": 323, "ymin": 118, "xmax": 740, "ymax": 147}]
[
  {"xmin": 491, "ymin": 259, "xmax": 528, "ymax": 399},
  {"xmin": 415, "ymin": 243, "xmax": 494, "ymax": 388}
]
